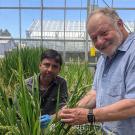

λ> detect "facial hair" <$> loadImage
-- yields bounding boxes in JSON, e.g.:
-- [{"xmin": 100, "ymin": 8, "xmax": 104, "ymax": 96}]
[{"xmin": 99, "ymin": 24, "xmax": 123, "ymax": 56}]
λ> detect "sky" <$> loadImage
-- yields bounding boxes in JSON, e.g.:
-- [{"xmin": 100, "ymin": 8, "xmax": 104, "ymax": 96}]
[{"xmin": 0, "ymin": 0, "xmax": 135, "ymax": 38}]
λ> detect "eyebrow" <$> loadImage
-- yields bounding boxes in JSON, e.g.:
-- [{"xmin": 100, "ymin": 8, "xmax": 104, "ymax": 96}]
[{"xmin": 90, "ymin": 25, "xmax": 110, "ymax": 37}]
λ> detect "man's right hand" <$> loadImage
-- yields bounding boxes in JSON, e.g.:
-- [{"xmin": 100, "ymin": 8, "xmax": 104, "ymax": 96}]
[{"xmin": 59, "ymin": 108, "xmax": 89, "ymax": 125}]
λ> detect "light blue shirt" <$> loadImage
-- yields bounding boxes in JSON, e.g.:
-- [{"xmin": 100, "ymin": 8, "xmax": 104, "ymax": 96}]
[{"xmin": 92, "ymin": 33, "xmax": 135, "ymax": 135}]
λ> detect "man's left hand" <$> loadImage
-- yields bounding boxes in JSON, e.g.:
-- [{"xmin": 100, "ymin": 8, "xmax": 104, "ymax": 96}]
[{"xmin": 40, "ymin": 114, "xmax": 51, "ymax": 128}]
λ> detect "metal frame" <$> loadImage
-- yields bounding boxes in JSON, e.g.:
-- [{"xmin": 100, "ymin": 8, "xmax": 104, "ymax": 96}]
[{"xmin": 0, "ymin": 0, "xmax": 135, "ymax": 61}]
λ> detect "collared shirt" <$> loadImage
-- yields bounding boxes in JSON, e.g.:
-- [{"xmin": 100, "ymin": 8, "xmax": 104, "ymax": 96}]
[
  {"xmin": 25, "ymin": 74, "xmax": 68, "ymax": 115},
  {"xmin": 92, "ymin": 33, "xmax": 135, "ymax": 135}
]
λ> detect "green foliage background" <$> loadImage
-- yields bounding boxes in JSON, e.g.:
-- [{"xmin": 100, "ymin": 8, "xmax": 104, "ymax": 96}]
[{"xmin": 0, "ymin": 47, "xmax": 102, "ymax": 135}]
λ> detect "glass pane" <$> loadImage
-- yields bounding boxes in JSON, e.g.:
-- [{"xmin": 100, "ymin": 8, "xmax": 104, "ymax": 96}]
[
  {"xmin": 0, "ymin": 0, "xmax": 19, "ymax": 6},
  {"xmin": 0, "ymin": 9, "xmax": 19, "ymax": 38},
  {"xmin": 66, "ymin": 0, "xmax": 87, "ymax": 7},
  {"xmin": 21, "ymin": 0, "xmax": 40, "ymax": 7},
  {"xmin": 26, "ymin": 10, "xmax": 64, "ymax": 40},
  {"xmin": 66, "ymin": 10, "xmax": 87, "ymax": 22},
  {"xmin": 66, "ymin": 10, "xmax": 86, "ymax": 41},
  {"xmin": 25, "ymin": 39, "xmax": 41, "ymax": 48},
  {"xmin": 97, "ymin": 0, "xmax": 135, "ymax": 8},
  {"xmin": 43, "ymin": 10, "xmax": 64, "ymax": 21},
  {"xmin": 22, "ymin": 9, "xmax": 41, "ymax": 38},
  {"xmin": 117, "ymin": 10, "xmax": 135, "ymax": 32},
  {"xmin": 113, "ymin": 0, "xmax": 135, "ymax": 8},
  {"xmin": 117, "ymin": 10, "xmax": 135, "ymax": 21},
  {"xmin": 44, "ymin": 0, "xmax": 64, "ymax": 7},
  {"xmin": 43, "ymin": 10, "xmax": 64, "ymax": 37},
  {"xmin": 97, "ymin": 0, "xmax": 113, "ymax": 7}
]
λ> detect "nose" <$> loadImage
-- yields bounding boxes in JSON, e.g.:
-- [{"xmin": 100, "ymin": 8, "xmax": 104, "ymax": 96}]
[
  {"xmin": 47, "ymin": 65, "xmax": 53, "ymax": 72},
  {"xmin": 95, "ymin": 36, "xmax": 105, "ymax": 48}
]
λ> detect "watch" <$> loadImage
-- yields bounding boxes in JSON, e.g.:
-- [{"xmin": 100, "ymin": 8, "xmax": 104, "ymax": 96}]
[{"xmin": 87, "ymin": 109, "xmax": 95, "ymax": 124}]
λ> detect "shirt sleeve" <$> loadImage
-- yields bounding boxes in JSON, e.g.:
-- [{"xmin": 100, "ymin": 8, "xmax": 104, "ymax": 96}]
[
  {"xmin": 125, "ymin": 55, "xmax": 135, "ymax": 99},
  {"xmin": 59, "ymin": 79, "xmax": 68, "ymax": 108},
  {"xmin": 91, "ymin": 56, "xmax": 103, "ymax": 91},
  {"xmin": 91, "ymin": 69, "xmax": 98, "ymax": 91}
]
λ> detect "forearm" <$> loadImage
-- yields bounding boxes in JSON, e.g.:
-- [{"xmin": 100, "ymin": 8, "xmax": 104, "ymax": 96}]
[
  {"xmin": 77, "ymin": 89, "xmax": 96, "ymax": 109},
  {"xmin": 94, "ymin": 99, "xmax": 135, "ymax": 122}
]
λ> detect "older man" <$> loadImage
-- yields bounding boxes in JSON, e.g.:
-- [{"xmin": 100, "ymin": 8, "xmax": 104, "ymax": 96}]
[{"xmin": 59, "ymin": 8, "xmax": 135, "ymax": 135}]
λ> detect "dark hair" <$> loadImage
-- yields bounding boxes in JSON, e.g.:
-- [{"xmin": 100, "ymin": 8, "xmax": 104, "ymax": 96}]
[{"xmin": 41, "ymin": 49, "xmax": 63, "ymax": 66}]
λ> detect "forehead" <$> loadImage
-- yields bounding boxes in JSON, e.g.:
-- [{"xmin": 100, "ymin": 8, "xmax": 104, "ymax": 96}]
[
  {"xmin": 41, "ymin": 58, "xmax": 59, "ymax": 65},
  {"xmin": 87, "ymin": 13, "xmax": 113, "ymax": 34}
]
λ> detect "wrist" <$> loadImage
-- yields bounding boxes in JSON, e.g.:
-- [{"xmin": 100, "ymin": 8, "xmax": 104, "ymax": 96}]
[{"xmin": 87, "ymin": 109, "xmax": 95, "ymax": 125}]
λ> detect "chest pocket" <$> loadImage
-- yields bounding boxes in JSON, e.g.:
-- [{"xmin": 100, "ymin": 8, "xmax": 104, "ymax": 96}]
[{"xmin": 106, "ymin": 77, "xmax": 122, "ymax": 97}]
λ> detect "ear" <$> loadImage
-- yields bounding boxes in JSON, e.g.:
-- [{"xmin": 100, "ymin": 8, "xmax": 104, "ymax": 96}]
[
  {"xmin": 39, "ymin": 63, "xmax": 42, "ymax": 70},
  {"xmin": 117, "ymin": 19, "xmax": 123, "ymax": 27}
]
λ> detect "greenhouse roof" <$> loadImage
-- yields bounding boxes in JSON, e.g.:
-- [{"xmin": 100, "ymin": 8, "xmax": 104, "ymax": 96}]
[
  {"xmin": 28, "ymin": 20, "xmax": 134, "ymax": 33},
  {"xmin": 28, "ymin": 20, "xmax": 86, "ymax": 32}
]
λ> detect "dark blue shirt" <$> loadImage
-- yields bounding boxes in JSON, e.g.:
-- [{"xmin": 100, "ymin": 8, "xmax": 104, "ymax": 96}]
[{"xmin": 25, "ymin": 75, "xmax": 68, "ymax": 115}]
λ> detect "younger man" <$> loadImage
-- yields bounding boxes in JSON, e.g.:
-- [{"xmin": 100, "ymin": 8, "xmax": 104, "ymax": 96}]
[{"xmin": 26, "ymin": 49, "xmax": 68, "ymax": 127}]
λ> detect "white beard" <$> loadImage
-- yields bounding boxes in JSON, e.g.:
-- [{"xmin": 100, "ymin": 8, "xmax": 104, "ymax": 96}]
[{"xmin": 102, "ymin": 25, "xmax": 123, "ymax": 57}]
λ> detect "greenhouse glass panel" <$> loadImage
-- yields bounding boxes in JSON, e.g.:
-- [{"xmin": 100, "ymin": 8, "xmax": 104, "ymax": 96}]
[
  {"xmin": 44, "ymin": 0, "xmax": 64, "ymax": 7},
  {"xmin": 66, "ymin": 0, "xmax": 87, "ymax": 7},
  {"xmin": 21, "ymin": 0, "xmax": 40, "ymax": 7},
  {"xmin": 22, "ymin": 9, "xmax": 41, "ymax": 38},
  {"xmin": 0, "ymin": 9, "xmax": 19, "ymax": 38},
  {"xmin": 0, "ymin": 0, "xmax": 18, "ymax": 6}
]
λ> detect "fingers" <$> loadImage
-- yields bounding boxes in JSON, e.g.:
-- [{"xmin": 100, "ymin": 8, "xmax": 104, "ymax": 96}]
[
  {"xmin": 40, "ymin": 114, "xmax": 51, "ymax": 122},
  {"xmin": 60, "ymin": 108, "xmax": 75, "ymax": 114},
  {"xmin": 59, "ymin": 108, "xmax": 77, "ymax": 125},
  {"xmin": 40, "ymin": 115, "xmax": 52, "ymax": 128},
  {"xmin": 59, "ymin": 109, "xmax": 75, "ymax": 118},
  {"xmin": 58, "ymin": 108, "xmax": 89, "ymax": 125},
  {"xmin": 40, "ymin": 114, "xmax": 50, "ymax": 119},
  {"xmin": 40, "ymin": 115, "xmax": 47, "ymax": 119},
  {"xmin": 61, "ymin": 118, "xmax": 74, "ymax": 125},
  {"xmin": 60, "ymin": 113, "xmax": 75, "ymax": 120},
  {"xmin": 62, "ymin": 105, "xmax": 67, "ymax": 109},
  {"xmin": 58, "ymin": 108, "xmax": 72, "ymax": 118}
]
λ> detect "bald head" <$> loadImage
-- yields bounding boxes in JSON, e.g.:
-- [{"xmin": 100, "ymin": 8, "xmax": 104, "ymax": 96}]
[
  {"xmin": 86, "ymin": 8, "xmax": 129, "ymax": 57},
  {"xmin": 89, "ymin": 8, "xmax": 120, "ymax": 20},
  {"xmin": 87, "ymin": 8, "xmax": 121, "ymax": 33}
]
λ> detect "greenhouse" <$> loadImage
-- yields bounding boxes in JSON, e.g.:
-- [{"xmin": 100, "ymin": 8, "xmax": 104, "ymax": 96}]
[{"xmin": 0, "ymin": 0, "xmax": 135, "ymax": 135}]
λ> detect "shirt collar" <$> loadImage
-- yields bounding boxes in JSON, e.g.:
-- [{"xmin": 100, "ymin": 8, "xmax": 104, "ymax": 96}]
[
  {"xmin": 38, "ymin": 74, "xmax": 58, "ymax": 87},
  {"xmin": 101, "ymin": 33, "xmax": 135, "ymax": 59},
  {"xmin": 27, "ymin": 74, "xmax": 59, "ymax": 89},
  {"xmin": 118, "ymin": 33, "xmax": 135, "ymax": 52}
]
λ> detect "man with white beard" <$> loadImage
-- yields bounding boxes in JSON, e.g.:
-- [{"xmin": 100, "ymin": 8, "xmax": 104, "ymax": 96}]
[{"xmin": 58, "ymin": 8, "xmax": 135, "ymax": 135}]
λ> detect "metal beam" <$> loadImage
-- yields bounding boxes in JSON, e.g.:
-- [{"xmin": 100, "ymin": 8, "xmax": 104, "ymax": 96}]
[
  {"xmin": 0, "ymin": 37, "xmax": 91, "ymax": 42},
  {"xmin": 0, "ymin": 6, "xmax": 87, "ymax": 10}
]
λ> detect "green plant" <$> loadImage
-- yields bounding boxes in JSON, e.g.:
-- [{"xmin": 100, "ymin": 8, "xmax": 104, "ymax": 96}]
[
  {"xmin": 44, "ymin": 68, "xmax": 92, "ymax": 135},
  {"xmin": 0, "ymin": 47, "xmax": 103, "ymax": 135},
  {"xmin": 0, "ymin": 47, "xmax": 44, "ymax": 86},
  {"xmin": 0, "ymin": 57, "xmax": 41, "ymax": 135}
]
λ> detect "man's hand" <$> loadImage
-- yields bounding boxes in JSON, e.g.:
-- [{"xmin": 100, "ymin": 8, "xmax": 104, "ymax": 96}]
[
  {"xmin": 40, "ymin": 114, "xmax": 51, "ymax": 128},
  {"xmin": 59, "ymin": 108, "xmax": 89, "ymax": 125}
]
